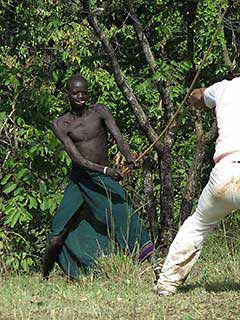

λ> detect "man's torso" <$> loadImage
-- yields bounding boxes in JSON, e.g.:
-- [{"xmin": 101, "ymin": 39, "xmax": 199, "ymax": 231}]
[
  {"xmin": 57, "ymin": 105, "xmax": 109, "ymax": 166},
  {"xmin": 214, "ymin": 78, "xmax": 240, "ymax": 162}
]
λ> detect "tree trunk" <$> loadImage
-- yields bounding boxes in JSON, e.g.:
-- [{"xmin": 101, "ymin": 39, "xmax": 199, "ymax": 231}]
[
  {"xmin": 128, "ymin": 7, "xmax": 177, "ymax": 248},
  {"xmin": 142, "ymin": 157, "xmax": 157, "ymax": 239},
  {"xmin": 158, "ymin": 138, "xmax": 175, "ymax": 251},
  {"xmin": 179, "ymin": 116, "xmax": 217, "ymax": 223}
]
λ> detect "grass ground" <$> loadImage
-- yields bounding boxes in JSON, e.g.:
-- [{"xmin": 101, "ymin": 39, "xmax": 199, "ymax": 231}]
[{"xmin": 1, "ymin": 232, "xmax": 240, "ymax": 320}]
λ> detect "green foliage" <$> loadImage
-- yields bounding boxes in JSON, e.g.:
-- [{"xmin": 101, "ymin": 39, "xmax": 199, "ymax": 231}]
[{"xmin": 0, "ymin": 0, "xmax": 238, "ymax": 272}]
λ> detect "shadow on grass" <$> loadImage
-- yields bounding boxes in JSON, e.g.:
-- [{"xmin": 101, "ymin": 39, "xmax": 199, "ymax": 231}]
[
  {"xmin": 205, "ymin": 281, "xmax": 240, "ymax": 292},
  {"xmin": 179, "ymin": 284, "xmax": 200, "ymax": 293},
  {"xmin": 179, "ymin": 281, "xmax": 240, "ymax": 294}
]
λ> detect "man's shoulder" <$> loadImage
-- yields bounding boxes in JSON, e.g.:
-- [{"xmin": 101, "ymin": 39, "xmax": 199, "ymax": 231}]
[
  {"xmin": 93, "ymin": 104, "xmax": 111, "ymax": 116},
  {"xmin": 52, "ymin": 112, "xmax": 72, "ymax": 131},
  {"xmin": 205, "ymin": 79, "xmax": 228, "ymax": 97},
  {"xmin": 53, "ymin": 112, "xmax": 72, "ymax": 124},
  {"xmin": 93, "ymin": 103, "xmax": 106, "ymax": 110}
]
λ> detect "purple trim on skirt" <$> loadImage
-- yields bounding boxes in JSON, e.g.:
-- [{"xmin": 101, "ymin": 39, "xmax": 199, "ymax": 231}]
[{"xmin": 139, "ymin": 242, "xmax": 154, "ymax": 262}]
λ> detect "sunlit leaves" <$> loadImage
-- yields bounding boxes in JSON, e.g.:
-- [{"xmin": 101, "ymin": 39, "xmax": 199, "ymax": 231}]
[
  {"xmin": 2, "ymin": 182, "xmax": 17, "ymax": 195},
  {"xmin": 0, "ymin": 0, "xmax": 236, "ymax": 273}
]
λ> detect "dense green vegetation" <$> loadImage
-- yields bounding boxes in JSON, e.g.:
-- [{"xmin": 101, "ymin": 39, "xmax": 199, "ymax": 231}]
[{"xmin": 0, "ymin": 0, "xmax": 239, "ymax": 273}]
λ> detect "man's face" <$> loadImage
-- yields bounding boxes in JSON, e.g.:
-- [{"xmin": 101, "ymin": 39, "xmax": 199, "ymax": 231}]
[{"xmin": 68, "ymin": 79, "xmax": 88, "ymax": 109}]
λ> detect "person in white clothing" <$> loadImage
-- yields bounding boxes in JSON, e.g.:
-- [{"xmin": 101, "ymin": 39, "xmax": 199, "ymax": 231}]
[{"xmin": 154, "ymin": 76, "xmax": 240, "ymax": 296}]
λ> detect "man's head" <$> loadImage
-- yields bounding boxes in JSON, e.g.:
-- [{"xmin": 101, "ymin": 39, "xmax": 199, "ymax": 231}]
[{"xmin": 67, "ymin": 75, "xmax": 88, "ymax": 110}]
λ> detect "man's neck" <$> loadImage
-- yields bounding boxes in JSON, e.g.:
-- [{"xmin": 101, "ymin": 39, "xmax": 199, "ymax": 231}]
[{"xmin": 71, "ymin": 106, "xmax": 87, "ymax": 117}]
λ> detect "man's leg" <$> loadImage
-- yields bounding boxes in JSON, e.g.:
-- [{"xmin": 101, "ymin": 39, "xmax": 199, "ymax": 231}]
[
  {"xmin": 42, "ymin": 233, "xmax": 65, "ymax": 279},
  {"xmin": 154, "ymin": 170, "xmax": 236, "ymax": 295},
  {"xmin": 42, "ymin": 205, "xmax": 86, "ymax": 279},
  {"xmin": 42, "ymin": 181, "xmax": 85, "ymax": 279}
]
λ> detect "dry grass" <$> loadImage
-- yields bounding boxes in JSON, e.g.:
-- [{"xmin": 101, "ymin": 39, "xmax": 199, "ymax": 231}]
[{"xmin": 0, "ymin": 232, "xmax": 240, "ymax": 320}]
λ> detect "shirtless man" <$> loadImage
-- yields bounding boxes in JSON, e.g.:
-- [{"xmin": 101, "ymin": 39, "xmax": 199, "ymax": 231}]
[
  {"xmin": 43, "ymin": 74, "xmax": 154, "ymax": 279},
  {"xmin": 53, "ymin": 74, "xmax": 135, "ymax": 180}
]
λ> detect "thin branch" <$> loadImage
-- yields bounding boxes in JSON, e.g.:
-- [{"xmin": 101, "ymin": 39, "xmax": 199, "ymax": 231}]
[
  {"xmin": 127, "ymin": 5, "xmax": 177, "ymax": 144},
  {"xmin": 0, "ymin": 108, "xmax": 16, "ymax": 137},
  {"xmin": 2, "ymin": 150, "xmax": 11, "ymax": 167}
]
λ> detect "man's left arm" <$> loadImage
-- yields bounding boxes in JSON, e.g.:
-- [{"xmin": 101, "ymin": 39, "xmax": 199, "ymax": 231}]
[
  {"xmin": 96, "ymin": 105, "xmax": 136, "ymax": 166},
  {"xmin": 189, "ymin": 80, "xmax": 227, "ymax": 109}
]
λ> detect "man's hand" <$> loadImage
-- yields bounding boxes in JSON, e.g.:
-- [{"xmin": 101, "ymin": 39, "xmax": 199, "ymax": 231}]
[
  {"xmin": 126, "ymin": 157, "xmax": 137, "ymax": 170},
  {"xmin": 189, "ymin": 88, "xmax": 206, "ymax": 109},
  {"xmin": 105, "ymin": 168, "xmax": 124, "ymax": 181}
]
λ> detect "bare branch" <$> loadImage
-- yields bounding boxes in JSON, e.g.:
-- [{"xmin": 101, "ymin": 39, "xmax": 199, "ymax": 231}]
[
  {"xmin": 125, "ymin": 7, "xmax": 174, "ymax": 117},
  {"xmin": 0, "ymin": 107, "xmax": 16, "ymax": 137},
  {"xmin": 2, "ymin": 150, "xmax": 11, "ymax": 167}
]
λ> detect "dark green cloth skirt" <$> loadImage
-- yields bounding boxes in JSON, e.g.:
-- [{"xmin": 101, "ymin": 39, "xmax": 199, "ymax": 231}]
[{"xmin": 50, "ymin": 169, "xmax": 154, "ymax": 278}]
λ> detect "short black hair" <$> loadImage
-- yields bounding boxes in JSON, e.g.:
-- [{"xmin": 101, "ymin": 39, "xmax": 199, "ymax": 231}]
[{"xmin": 67, "ymin": 74, "xmax": 88, "ymax": 91}]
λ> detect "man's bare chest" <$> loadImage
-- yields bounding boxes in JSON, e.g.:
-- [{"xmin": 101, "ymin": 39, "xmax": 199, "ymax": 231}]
[{"xmin": 67, "ymin": 112, "xmax": 105, "ymax": 142}]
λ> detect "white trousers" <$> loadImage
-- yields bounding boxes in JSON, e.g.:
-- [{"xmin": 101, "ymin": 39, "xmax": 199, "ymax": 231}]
[{"xmin": 156, "ymin": 152, "xmax": 240, "ymax": 294}]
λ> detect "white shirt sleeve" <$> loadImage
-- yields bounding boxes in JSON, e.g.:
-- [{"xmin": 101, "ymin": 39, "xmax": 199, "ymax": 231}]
[{"xmin": 203, "ymin": 80, "xmax": 227, "ymax": 108}]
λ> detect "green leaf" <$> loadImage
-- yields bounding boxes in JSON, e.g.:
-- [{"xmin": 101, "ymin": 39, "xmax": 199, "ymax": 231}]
[
  {"xmin": 19, "ymin": 208, "xmax": 32, "ymax": 222},
  {"xmin": 186, "ymin": 159, "xmax": 192, "ymax": 166},
  {"xmin": 17, "ymin": 117, "xmax": 25, "ymax": 126},
  {"xmin": 5, "ymin": 159, "xmax": 15, "ymax": 169},
  {"xmin": 40, "ymin": 198, "xmax": 48, "ymax": 211},
  {"xmin": 53, "ymin": 71, "xmax": 59, "ymax": 82},
  {"xmin": 5, "ymin": 206, "xmax": 16, "ymax": 215},
  {"xmin": 10, "ymin": 211, "xmax": 21, "ymax": 227},
  {"xmin": 5, "ymin": 74, "xmax": 20, "ymax": 87},
  {"xmin": 29, "ymin": 145, "xmax": 39, "ymax": 154},
  {"xmin": 3, "ymin": 182, "xmax": 17, "ymax": 194},
  {"xmin": 62, "ymin": 167, "xmax": 67, "ymax": 175},
  {"xmin": 48, "ymin": 198, "xmax": 57, "ymax": 213},
  {"xmin": 14, "ymin": 187, "xmax": 24, "ymax": 196},
  {"xmin": 39, "ymin": 183, "xmax": 47, "ymax": 194},
  {"xmin": 4, "ymin": 210, "xmax": 20, "ymax": 228},
  {"xmin": 29, "ymin": 196, "xmax": 38, "ymax": 209},
  {"xmin": 1, "ymin": 174, "xmax": 12, "ymax": 185},
  {"xmin": 15, "ymin": 168, "xmax": 28, "ymax": 180}
]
